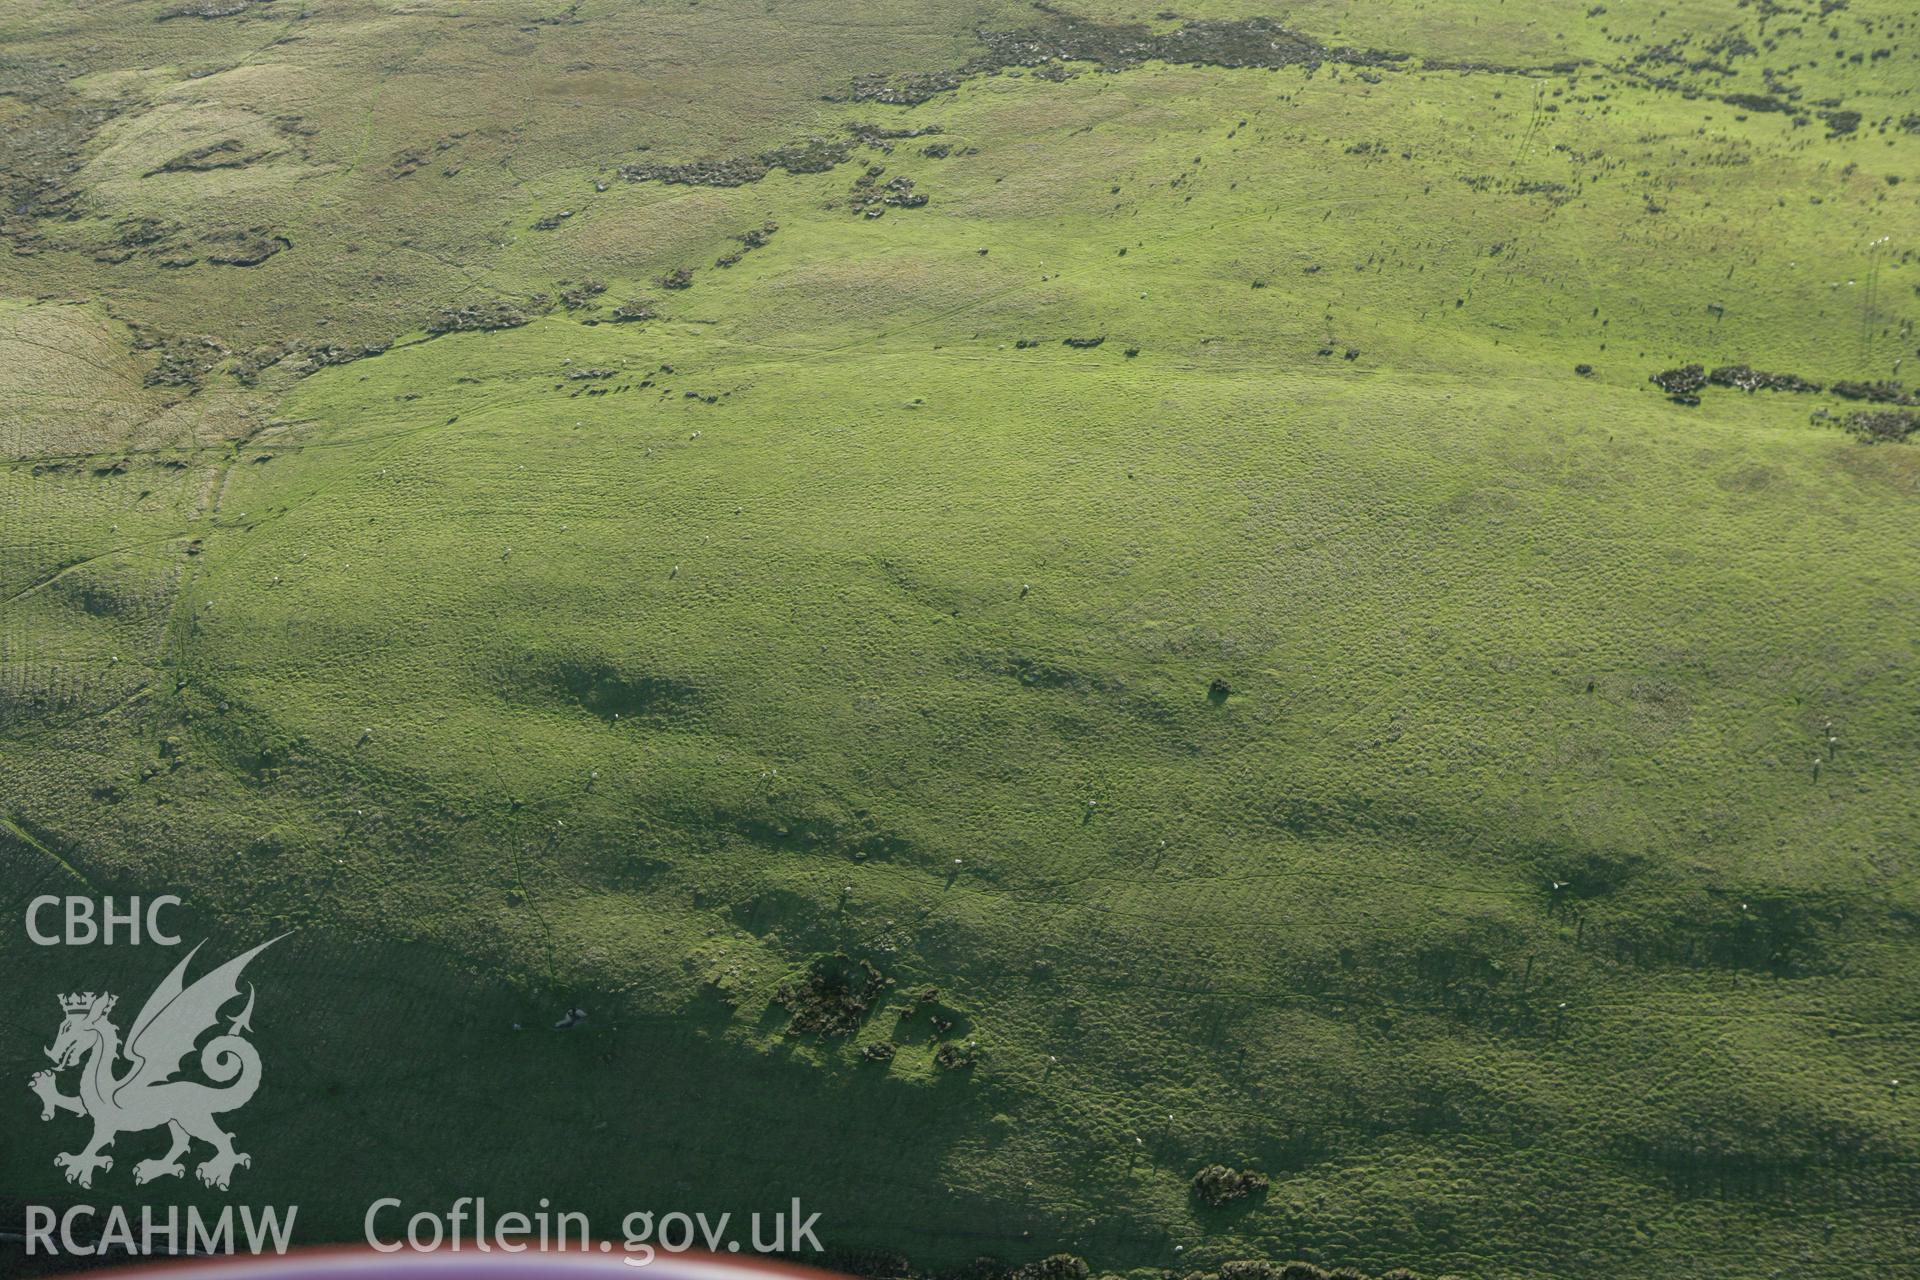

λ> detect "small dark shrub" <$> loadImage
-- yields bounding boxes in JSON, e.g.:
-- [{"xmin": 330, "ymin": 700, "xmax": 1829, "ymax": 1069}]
[
  {"xmin": 1650, "ymin": 364, "xmax": 1706, "ymax": 397},
  {"xmin": 1191, "ymin": 1164, "xmax": 1269, "ymax": 1207}
]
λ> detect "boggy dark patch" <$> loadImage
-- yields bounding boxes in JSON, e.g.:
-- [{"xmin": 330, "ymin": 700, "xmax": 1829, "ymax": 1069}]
[
  {"xmin": 1608, "ymin": 1096, "xmax": 1899, "ymax": 1199},
  {"xmin": 1820, "ymin": 109, "xmax": 1861, "ymax": 137},
  {"xmin": 290, "ymin": 340, "xmax": 389, "ymax": 374},
  {"xmin": 143, "ymin": 138, "xmax": 275, "ymax": 177},
  {"xmin": 1651, "ymin": 363, "xmax": 1707, "ymax": 402},
  {"xmin": 1585, "ymin": 890, "xmax": 1847, "ymax": 978},
  {"xmin": 1535, "ymin": 847, "xmax": 1648, "ymax": 901},
  {"xmin": 114, "ymin": 216, "xmax": 181, "ymax": 248},
  {"xmin": 844, "ymin": 168, "xmax": 927, "ymax": 218},
  {"xmin": 716, "ymin": 221, "xmax": 779, "ymax": 267},
  {"xmin": 140, "ymin": 334, "xmax": 230, "ymax": 390},
  {"xmin": 775, "ymin": 954, "xmax": 891, "ymax": 1037},
  {"xmin": 426, "ymin": 297, "xmax": 543, "ymax": 333},
  {"xmin": 841, "ymin": 13, "xmax": 1406, "ymax": 106},
  {"xmin": 557, "ymin": 278, "xmax": 605, "ymax": 309},
  {"xmin": 1841, "ymin": 409, "xmax": 1920, "ymax": 443},
  {"xmin": 976, "ymin": 651, "xmax": 1119, "ymax": 694},
  {"xmin": 48, "ymin": 572, "xmax": 145, "ymax": 618},
  {"xmin": 1831, "ymin": 380, "xmax": 1917, "ymax": 406},
  {"xmin": 1426, "ymin": 56, "xmax": 1585, "ymax": 75},
  {"xmin": 1707, "ymin": 364, "xmax": 1823, "ymax": 395},
  {"xmin": 555, "ymin": 663, "xmax": 698, "ymax": 722},
  {"xmin": 160, "ymin": 0, "xmax": 253, "ymax": 18},
  {"xmin": 620, "ymin": 138, "xmax": 852, "ymax": 188},
  {"xmin": 507, "ymin": 655, "xmax": 702, "ymax": 724},
  {"xmin": 1254, "ymin": 786, "xmax": 1429, "ymax": 840},
  {"xmin": 715, "ymin": 804, "xmax": 915, "ymax": 865},
  {"xmin": 846, "ymin": 122, "xmax": 944, "ymax": 150},
  {"xmin": 201, "ymin": 226, "xmax": 292, "ymax": 267},
  {"xmin": 981, "ymin": 14, "xmax": 1395, "ymax": 74},
  {"xmin": 1191, "ymin": 1164, "xmax": 1269, "ymax": 1209},
  {"xmin": 0, "ymin": 54, "xmax": 123, "ymax": 227},
  {"xmin": 1651, "ymin": 363, "xmax": 1914, "ymax": 417},
  {"xmin": 1294, "ymin": 922, "xmax": 1543, "ymax": 1034},
  {"xmin": 577, "ymin": 846, "xmax": 675, "ymax": 893},
  {"xmin": 730, "ymin": 887, "xmax": 829, "ymax": 939},
  {"xmin": 893, "ymin": 985, "xmax": 970, "ymax": 1044}
]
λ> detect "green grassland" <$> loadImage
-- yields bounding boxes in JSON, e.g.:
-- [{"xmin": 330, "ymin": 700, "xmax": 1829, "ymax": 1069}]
[{"xmin": 4, "ymin": 1, "xmax": 1920, "ymax": 1277}]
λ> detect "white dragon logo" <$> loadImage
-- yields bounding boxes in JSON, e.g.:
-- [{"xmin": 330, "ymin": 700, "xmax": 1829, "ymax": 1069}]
[{"xmin": 28, "ymin": 937, "xmax": 282, "ymax": 1191}]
